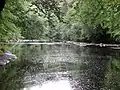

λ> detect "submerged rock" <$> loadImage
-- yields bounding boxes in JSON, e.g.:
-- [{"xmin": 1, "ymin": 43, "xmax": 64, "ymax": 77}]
[{"xmin": 0, "ymin": 51, "xmax": 17, "ymax": 65}]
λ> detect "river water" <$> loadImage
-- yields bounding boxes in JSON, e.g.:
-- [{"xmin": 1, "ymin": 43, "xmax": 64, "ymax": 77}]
[{"xmin": 0, "ymin": 43, "xmax": 120, "ymax": 90}]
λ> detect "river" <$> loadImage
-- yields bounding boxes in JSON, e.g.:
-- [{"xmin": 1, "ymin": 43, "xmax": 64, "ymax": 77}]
[{"xmin": 0, "ymin": 43, "xmax": 120, "ymax": 90}]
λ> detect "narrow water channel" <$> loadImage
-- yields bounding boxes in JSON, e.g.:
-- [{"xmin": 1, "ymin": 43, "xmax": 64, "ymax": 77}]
[{"xmin": 0, "ymin": 43, "xmax": 120, "ymax": 90}]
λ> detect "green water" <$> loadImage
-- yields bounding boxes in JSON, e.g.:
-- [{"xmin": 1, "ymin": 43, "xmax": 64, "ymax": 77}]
[{"xmin": 0, "ymin": 44, "xmax": 120, "ymax": 90}]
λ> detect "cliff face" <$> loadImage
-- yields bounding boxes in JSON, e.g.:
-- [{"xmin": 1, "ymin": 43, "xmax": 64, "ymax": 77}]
[{"xmin": 0, "ymin": 0, "xmax": 5, "ymax": 12}]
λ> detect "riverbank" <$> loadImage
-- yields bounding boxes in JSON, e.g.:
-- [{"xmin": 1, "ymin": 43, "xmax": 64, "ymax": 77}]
[
  {"xmin": 66, "ymin": 41, "xmax": 120, "ymax": 47},
  {"xmin": 1, "ymin": 40, "xmax": 120, "ymax": 48}
]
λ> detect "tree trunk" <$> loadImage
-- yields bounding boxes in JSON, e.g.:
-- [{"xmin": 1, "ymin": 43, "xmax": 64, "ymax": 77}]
[{"xmin": 0, "ymin": 0, "xmax": 5, "ymax": 12}]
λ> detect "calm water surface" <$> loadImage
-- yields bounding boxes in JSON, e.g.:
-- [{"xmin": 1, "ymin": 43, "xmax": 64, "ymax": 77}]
[{"xmin": 0, "ymin": 43, "xmax": 120, "ymax": 90}]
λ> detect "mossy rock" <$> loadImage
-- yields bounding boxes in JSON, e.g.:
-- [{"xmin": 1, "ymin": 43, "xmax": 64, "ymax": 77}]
[{"xmin": 0, "ymin": 50, "xmax": 4, "ymax": 56}]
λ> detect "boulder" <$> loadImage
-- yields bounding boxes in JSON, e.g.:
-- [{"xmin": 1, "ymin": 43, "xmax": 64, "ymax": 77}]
[{"xmin": 0, "ymin": 51, "xmax": 17, "ymax": 65}]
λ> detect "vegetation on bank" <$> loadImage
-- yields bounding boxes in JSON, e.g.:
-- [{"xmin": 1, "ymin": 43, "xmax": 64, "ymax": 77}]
[{"xmin": 0, "ymin": 0, "xmax": 120, "ymax": 43}]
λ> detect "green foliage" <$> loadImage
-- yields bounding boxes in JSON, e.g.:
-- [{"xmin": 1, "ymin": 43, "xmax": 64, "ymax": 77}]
[
  {"xmin": 68, "ymin": 0, "xmax": 120, "ymax": 42},
  {"xmin": 0, "ymin": 0, "xmax": 24, "ymax": 41},
  {"xmin": 0, "ymin": 0, "xmax": 120, "ymax": 43},
  {"xmin": 21, "ymin": 15, "xmax": 45, "ymax": 39},
  {"xmin": 32, "ymin": 0, "xmax": 66, "ymax": 23}
]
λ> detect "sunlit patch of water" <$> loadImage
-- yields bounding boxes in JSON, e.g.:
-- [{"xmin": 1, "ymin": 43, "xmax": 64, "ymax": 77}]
[{"xmin": 23, "ymin": 80, "xmax": 73, "ymax": 90}]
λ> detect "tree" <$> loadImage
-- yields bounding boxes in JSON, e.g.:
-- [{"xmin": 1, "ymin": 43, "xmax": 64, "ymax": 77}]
[
  {"xmin": 21, "ymin": 15, "xmax": 45, "ymax": 39},
  {"xmin": 67, "ymin": 0, "xmax": 120, "ymax": 42},
  {"xmin": 0, "ymin": 0, "xmax": 6, "ymax": 12}
]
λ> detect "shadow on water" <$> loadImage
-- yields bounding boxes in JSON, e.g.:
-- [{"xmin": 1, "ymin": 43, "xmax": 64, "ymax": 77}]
[{"xmin": 0, "ymin": 44, "xmax": 120, "ymax": 90}]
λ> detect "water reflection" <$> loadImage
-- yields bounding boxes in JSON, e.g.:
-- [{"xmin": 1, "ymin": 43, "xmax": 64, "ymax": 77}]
[
  {"xmin": 0, "ymin": 44, "xmax": 120, "ymax": 90},
  {"xmin": 104, "ymin": 58, "xmax": 120, "ymax": 90},
  {"xmin": 24, "ymin": 80, "xmax": 72, "ymax": 90}
]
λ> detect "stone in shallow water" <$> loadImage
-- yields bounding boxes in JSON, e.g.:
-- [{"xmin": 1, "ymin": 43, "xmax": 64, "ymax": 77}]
[{"xmin": 0, "ymin": 51, "xmax": 17, "ymax": 65}]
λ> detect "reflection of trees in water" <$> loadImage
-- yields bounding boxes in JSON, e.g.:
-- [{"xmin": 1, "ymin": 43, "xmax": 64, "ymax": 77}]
[
  {"xmin": 0, "ymin": 61, "xmax": 27, "ymax": 90},
  {"xmin": 73, "ymin": 46, "xmax": 116, "ymax": 90},
  {"xmin": 1, "ymin": 44, "xmax": 120, "ymax": 90},
  {"xmin": 104, "ymin": 57, "xmax": 120, "ymax": 90},
  {"xmin": 0, "ymin": 44, "xmax": 45, "ymax": 90},
  {"xmin": 0, "ymin": 59, "xmax": 44, "ymax": 90}
]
